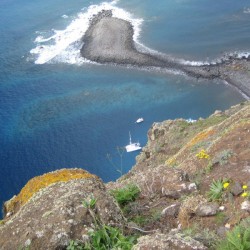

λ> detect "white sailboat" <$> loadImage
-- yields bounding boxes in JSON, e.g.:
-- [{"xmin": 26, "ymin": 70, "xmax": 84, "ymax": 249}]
[{"xmin": 125, "ymin": 132, "xmax": 141, "ymax": 152}]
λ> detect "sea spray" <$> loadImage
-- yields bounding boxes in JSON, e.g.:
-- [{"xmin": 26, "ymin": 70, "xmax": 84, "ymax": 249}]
[
  {"xmin": 30, "ymin": 0, "xmax": 145, "ymax": 65},
  {"xmin": 30, "ymin": 0, "xmax": 250, "ymax": 69}
]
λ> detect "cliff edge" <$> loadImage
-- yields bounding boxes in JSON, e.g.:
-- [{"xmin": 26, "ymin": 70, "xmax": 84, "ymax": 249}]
[{"xmin": 0, "ymin": 102, "xmax": 250, "ymax": 249}]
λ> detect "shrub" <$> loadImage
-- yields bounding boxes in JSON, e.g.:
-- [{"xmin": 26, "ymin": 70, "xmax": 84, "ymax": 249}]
[
  {"xmin": 111, "ymin": 184, "xmax": 140, "ymax": 207},
  {"xmin": 216, "ymin": 149, "xmax": 234, "ymax": 165}
]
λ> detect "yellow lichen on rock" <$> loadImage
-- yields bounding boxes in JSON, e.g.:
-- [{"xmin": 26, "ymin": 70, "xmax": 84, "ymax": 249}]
[{"xmin": 4, "ymin": 168, "xmax": 95, "ymax": 215}]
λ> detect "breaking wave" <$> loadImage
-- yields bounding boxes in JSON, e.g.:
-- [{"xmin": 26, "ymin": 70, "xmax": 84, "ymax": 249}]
[
  {"xmin": 30, "ymin": 0, "xmax": 144, "ymax": 65},
  {"xmin": 30, "ymin": 0, "xmax": 250, "ymax": 68}
]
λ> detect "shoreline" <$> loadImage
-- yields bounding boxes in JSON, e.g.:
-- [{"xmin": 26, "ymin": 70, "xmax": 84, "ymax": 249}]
[{"xmin": 81, "ymin": 10, "xmax": 250, "ymax": 98}]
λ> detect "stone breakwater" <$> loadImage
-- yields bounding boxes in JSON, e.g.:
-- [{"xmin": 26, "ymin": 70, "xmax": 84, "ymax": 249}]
[{"xmin": 81, "ymin": 10, "xmax": 250, "ymax": 98}]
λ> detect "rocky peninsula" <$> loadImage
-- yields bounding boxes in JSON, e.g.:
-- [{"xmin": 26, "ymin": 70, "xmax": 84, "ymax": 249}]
[{"xmin": 81, "ymin": 10, "xmax": 250, "ymax": 98}]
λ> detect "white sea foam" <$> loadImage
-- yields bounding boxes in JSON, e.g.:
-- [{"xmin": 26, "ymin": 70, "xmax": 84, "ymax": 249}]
[
  {"xmin": 177, "ymin": 59, "xmax": 210, "ymax": 66},
  {"xmin": 30, "ymin": 0, "xmax": 146, "ymax": 65},
  {"xmin": 243, "ymin": 7, "xmax": 250, "ymax": 14},
  {"xmin": 30, "ymin": 1, "xmax": 250, "ymax": 68}
]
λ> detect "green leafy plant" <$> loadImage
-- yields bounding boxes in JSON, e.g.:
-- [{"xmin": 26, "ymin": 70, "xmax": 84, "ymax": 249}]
[
  {"xmin": 207, "ymin": 179, "xmax": 228, "ymax": 201},
  {"xmin": 111, "ymin": 184, "xmax": 140, "ymax": 207},
  {"xmin": 67, "ymin": 193, "xmax": 136, "ymax": 250},
  {"xmin": 85, "ymin": 225, "xmax": 135, "ymax": 250},
  {"xmin": 67, "ymin": 240, "xmax": 84, "ymax": 250},
  {"xmin": 216, "ymin": 222, "xmax": 250, "ymax": 250},
  {"xmin": 82, "ymin": 195, "xmax": 97, "ymax": 210}
]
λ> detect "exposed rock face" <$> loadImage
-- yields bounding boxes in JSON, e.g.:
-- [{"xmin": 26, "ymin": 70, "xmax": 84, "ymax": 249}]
[
  {"xmin": 107, "ymin": 101, "xmax": 250, "ymax": 247},
  {"xmin": 0, "ymin": 169, "xmax": 125, "ymax": 250},
  {"xmin": 132, "ymin": 230, "xmax": 208, "ymax": 250},
  {"xmin": 195, "ymin": 202, "xmax": 219, "ymax": 217}
]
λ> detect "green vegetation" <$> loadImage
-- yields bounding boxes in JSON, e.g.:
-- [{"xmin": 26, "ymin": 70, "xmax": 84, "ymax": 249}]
[
  {"xmin": 207, "ymin": 179, "xmax": 228, "ymax": 201},
  {"xmin": 131, "ymin": 209, "xmax": 161, "ymax": 227},
  {"xmin": 216, "ymin": 220, "xmax": 250, "ymax": 250},
  {"xmin": 111, "ymin": 184, "xmax": 140, "ymax": 207},
  {"xmin": 67, "ymin": 240, "xmax": 84, "ymax": 250},
  {"xmin": 215, "ymin": 212, "xmax": 227, "ymax": 225},
  {"xmin": 68, "ymin": 224, "xmax": 135, "ymax": 250},
  {"xmin": 82, "ymin": 196, "xmax": 97, "ymax": 210},
  {"xmin": 67, "ymin": 194, "xmax": 136, "ymax": 250},
  {"xmin": 195, "ymin": 115, "xmax": 227, "ymax": 129},
  {"xmin": 84, "ymin": 225, "xmax": 135, "ymax": 250},
  {"xmin": 205, "ymin": 161, "xmax": 213, "ymax": 174},
  {"xmin": 182, "ymin": 224, "xmax": 218, "ymax": 248},
  {"xmin": 215, "ymin": 149, "xmax": 234, "ymax": 165}
]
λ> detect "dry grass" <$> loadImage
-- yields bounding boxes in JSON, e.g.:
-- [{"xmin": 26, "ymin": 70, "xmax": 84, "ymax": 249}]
[{"xmin": 178, "ymin": 195, "xmax": 207, "ymax": 228}]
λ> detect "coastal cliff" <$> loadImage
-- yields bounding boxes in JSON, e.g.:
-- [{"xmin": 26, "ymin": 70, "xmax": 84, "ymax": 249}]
[{"xmin": 1, "ymin": 102, "xmax": 250, "ymax": 249}]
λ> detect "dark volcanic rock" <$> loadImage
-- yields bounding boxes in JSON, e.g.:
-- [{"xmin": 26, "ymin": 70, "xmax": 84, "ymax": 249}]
[
  {"xmin": 81, "ymin": 15, "xmax": 169, "ymax": 68},
  {"xmin": 230, "ymin": 182, "xmax": 243, "ymax": 196}
]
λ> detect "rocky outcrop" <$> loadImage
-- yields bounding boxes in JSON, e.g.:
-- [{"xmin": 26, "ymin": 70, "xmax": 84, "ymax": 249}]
[
  {"xmin": 132, "ymin": 230, "xmax": 208, "ymax": 250},
  {"xmin": 0, "ymin": 169, "xmax": 125, "ymax": 250},
  {"xmin": 107, "ymin": 101, "xmax": 250, "ymax": 248},
  {"xmin": 1, "ymin": 102, "xmax": 250, "ymax": 249}
]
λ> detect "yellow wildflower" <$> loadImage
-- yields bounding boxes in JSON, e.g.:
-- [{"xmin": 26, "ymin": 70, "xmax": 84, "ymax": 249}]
[
  {"xmin": 196, "ymin": 149, "xmax": 210, "ymax": 159},
  {"xmin": 223, "ymin": 182, "xmax": 230, "ymax": 189},
  {"xmin": 238, "ymin": 234, "xmax": 241, "ymax": 238},
  {"xmin": 241, "ymin": 192, "xmax": 248, "ymax": 197},
  {"xmin": 242, "ymin": 185, "xmax": 248, "ymax": 190}
]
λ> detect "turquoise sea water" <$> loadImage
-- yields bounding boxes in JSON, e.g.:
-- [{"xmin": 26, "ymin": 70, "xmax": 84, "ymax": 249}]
[{"xmin": 0, "ymin": 0, "xmax": 249, "ymax": 216}]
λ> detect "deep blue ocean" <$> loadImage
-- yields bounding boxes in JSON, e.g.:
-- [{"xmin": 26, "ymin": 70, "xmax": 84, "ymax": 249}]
[{"xmin": 0, "ymin": 0, "xmax": 250, "ymax": 216}]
